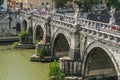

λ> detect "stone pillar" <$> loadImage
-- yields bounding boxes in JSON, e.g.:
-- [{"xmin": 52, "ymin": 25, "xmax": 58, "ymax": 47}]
[{"xmin": 69, "ymin": 32, "xmax": 80, "ymax": 59}]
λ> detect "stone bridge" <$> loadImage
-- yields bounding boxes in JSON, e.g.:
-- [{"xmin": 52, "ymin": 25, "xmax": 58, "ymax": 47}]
[{"xmin": 20, "ymin": 10, "xmax": 120, "ymax": 80}]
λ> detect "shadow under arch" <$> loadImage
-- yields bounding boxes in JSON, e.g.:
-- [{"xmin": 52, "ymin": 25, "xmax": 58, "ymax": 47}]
[
  {"xmin": 83, "ymin": 47, "xmax": 118, "ymax": 80},
  {"xmin": 35, "ymin": 25, "xmax": 44, "ymax": 41},
  {"xmin": 22, "ymin": 20, "xmax": 27, "ymax": 31},
  {"xmin": 53, "ymin": 33, "xmax": 70, "ymax": 58}
]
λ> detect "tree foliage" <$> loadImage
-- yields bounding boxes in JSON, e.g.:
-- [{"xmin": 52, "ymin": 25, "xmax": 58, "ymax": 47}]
[
  {"xmin": 0, "ymin": 0, "xmax": 4, "ymax": 6},
  {"xmin": 52, "ymin": 0, "xmax": 68, "ymax": 8},
  {"xmin": 52, "ymin": 0, "xmax": 120, "ymax": 11},
  {"xmin": 49, "ymin": 60, "xmax": 65, "ymax": 80},
  {"xmin": 83, "ymin": 0, "xmax": 120, "ymax": 11},
  {"xmin": 38, "ymin": 46, "xmax": 45, "ymax": 58},
  {"xmin": 83, "ymin": 0, "xmax": 98, "ymax": 12},
  {"xmin": 105, "ymin": 0, "xmax": 120, "ymax": 10}
]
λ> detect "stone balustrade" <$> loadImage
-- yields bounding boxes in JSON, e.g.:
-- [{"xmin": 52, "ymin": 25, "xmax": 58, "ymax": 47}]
[
  {"xmin": 20, "ymin": 10, "xmax": 119, "ymax": 34},
  {"xmin": 21, "ymin": 10, "xmax": 43, "ymax": 19},
  {"xmin": 78, "ymin": 18, "xmax": 120, "ymax": 33},
  {"xmin": 51, "ymin": 19, "xmax": 76, "ymax": 32},
  {"xmin": 79, "ymin": 25, "xmax": 120, "ymax": 44},
  {"xmin": 32, "ymin": 14, "xmax": 46, "ymax": 21},
  {"xmin": 52, "ymin": 13, "xmax": 75, "ymax": 24},
  {"xmin": 20, "ymin": 10, "xmax": 31, "ymax": 16}
]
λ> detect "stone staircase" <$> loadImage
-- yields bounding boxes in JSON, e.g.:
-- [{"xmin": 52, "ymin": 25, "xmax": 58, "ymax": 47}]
[
  {"xmin": 64, "ymin": 76, "xmax": 82, "ymax": 80},
  {"xmin": 30, "ymin": 54, "xmax": 54, "ymax": 62}
]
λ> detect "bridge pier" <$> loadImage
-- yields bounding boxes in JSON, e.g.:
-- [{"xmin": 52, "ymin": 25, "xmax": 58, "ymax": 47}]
[
  {"xmin": 69, "ymin": 49, "xmax": 80, "ymax": 59},
  {"xmin": 60, "ymin": 57, "xmax": 81, "ymax": 76}
]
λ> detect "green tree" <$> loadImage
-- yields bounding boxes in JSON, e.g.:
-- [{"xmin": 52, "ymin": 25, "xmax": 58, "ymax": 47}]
[
  {"xmin": 80, "ymin": 0, "xmax": 120, "ymax": 11},
  {"xmin": 83, "ymin": 0, "xmax": 99, "ymax": 12},
  {"xmin": 0, "ymin": 0, "xmax": 4, "ymax": 6},
  {"xmin": 52, "ymin": 0, "xmax": 120, "ymax": 11},
  {"xmin": 74, "ymin": 0, "xmax": 83, "ymax": 9},
  {"xmin": 105, "ymin": 0, "xmax": 120, "ymax": 10},
  {"xmin": 52, "ymin": 0, "xmax": 70, "ymax": 8}
]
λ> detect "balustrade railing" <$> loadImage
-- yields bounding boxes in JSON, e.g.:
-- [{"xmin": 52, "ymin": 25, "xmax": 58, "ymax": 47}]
[
  {"xmin": 78, "ymin": 18, "xmax": 120, "ymax": 34},
  {"xmin": 52, "ymin": 13, "xmax": 75, "ymax": 24},
  {"xmin": 21, "ymin": 10, "xmax": 48, "ymax": 17},
  {"xmin": 79, "ymin": 25, "xmax": 120, "ymax": 44}
]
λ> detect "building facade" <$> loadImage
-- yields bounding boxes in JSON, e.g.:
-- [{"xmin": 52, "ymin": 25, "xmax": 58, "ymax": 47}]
[
  {"xmin": 22, "ymin": 0, "xmax": 54, "ymax": 10},
  {"xmin": 8, "ymin": 0, "xmax": 23, "ymax": 10}
]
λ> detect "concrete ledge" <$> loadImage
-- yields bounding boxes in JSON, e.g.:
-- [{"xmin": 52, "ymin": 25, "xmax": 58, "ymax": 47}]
[
  {"xmin": 17, "ymin": 44, "xmax": 35, "ymax": 49},
  {"xmin": 30, "ymin": 54, "xmax": 54, "ymax": 62},
  {"xmin": 64, "ymin": 76, "xmax": 82, "ymax": 80},
  {"xmin": 30, "ymin": 54, "xmax": 40, "ymax": 61}
]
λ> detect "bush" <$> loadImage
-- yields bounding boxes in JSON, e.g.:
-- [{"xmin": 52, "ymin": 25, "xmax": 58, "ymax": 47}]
[
  {"xmin": 38, "ymin": 46, "xmax": 45, "ymax": 58},
  {"xmin": 34, "ymin": 39, "xmax": 39, "ymax": 44},
  {"xmin": 12, "ymin": 42, "xmax": 18, "ymax": 49},
  {"xmin": 18, "ymin": 31, "xmax": 28, "ymax": 43},
  {"xmin": 18, "ymin": 31, "xmax": 27, "ymax": 39},
  {"xmin": 49, "ymin": 60, "xmax": 65, "ymax": 80}
]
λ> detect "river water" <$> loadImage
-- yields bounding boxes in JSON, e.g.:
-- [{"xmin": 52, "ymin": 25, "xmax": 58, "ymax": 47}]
[{"xmin": 0, "ymin": 43, "xmax": 49, "ymax": 80}]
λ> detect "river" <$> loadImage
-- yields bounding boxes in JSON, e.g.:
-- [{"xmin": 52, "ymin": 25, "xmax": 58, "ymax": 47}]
[{"xmin": 0, "ymin": 43, "xmax": 49, "ymax": 80}]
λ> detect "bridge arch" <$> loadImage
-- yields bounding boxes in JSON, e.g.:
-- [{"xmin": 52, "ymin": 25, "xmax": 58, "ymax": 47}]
[
  {"xmin": 33, "ymin": 23, "xmax": 45, "ymax": 42},
  {"xmin": 82, "ymin": 42, "xmax": 119, "ymax": 80},
  {"xmin": 51, "ymin": 32, "xmax": 71, "ymax": 58}
]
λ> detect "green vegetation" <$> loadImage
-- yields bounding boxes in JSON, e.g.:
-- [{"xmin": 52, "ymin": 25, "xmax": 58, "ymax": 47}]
[
  {"xmin": 34, "ymin": 39, "xmax": 39, "ymax": 44},
  {"xmin": 18, "ymin": 31, "xmax": 28, "ymax": 43},
  {"xmin": 18, "ymin": 31, "xmax": 28, "ymax": 39},
  {"xmin": 12, "ymin": 42, "xmax": 18, "ymax": 49},
  {"xmin": 0, "ymin": 0, "xmax": 4, "ymax": 6},
  {"xmin": 105, "ymin": 0, "xmax": 120, "ymax": 10},
  {"xmin": 52, "ymin": 0, "xmax": 67, "ymax": 8},
  {"xmin": 74, "ymin": 0, "xmax": 83, "ymax": 8},
  {"xmin": 52, "ymin": 0, "xmax": 120, "ymax": 11},
  {"xmin": 82, "ymin": 0, "xmax": 120, "ymax": 11},
  {"xmin": 49, "ymin": 60, "xmax": 65, "ymax": 80},
  {"xmin": 38, "ymin": 46, "xmax": 45, "ymax": 58},
  {"xmin": 82, "ymin": 0, "xmax": 97, "ymax": 12}
]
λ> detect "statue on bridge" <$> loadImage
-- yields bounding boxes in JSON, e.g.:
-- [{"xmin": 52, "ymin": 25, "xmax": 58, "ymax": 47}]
[
  {"xmin": 109, "ymin": 6, "xmax": 116, "ymax": 25},
  {"xmin": 74, "ymin": 8, "xmax": 80, "ymax": 25},
  {"xmin": 74, "ymin": 8, "xmax": 79, "ymax": 19}
]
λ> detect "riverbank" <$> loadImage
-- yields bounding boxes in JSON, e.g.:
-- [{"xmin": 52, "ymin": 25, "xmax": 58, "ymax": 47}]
[{"xmin": 0, "ymin": 43, "xmax": 49, "ymax": 80}]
